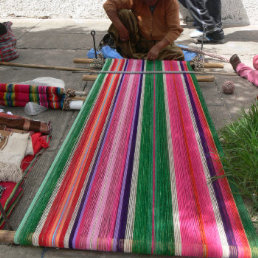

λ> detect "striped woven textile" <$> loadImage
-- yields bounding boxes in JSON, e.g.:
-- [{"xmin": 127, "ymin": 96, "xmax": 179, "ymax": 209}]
[
  {"xmin": 14, "ymin": 59, "xmax": 257, "ymax": 257},
  {"xmin": 0, "ymin": 83, "xmax": 65, "ymax": 109}
]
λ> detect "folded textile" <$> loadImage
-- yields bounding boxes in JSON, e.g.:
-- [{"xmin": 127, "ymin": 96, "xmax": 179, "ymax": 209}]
[
  {"xmin": 0, "ymin": 130, "xmax": 32, "ymax": 182},
  {"xmin": 0, "ymin": 83, "xmax": 65, "ymax": 109},
  {"xmin": 21, "ymin": 132, "xmax": 49, "ymax": 171},
  {"xmin": 0, "ymin": 182, "xmax": 23, "ymax": 229},
  {"xmin": 0, "ymin": 112, "xmax": 51, "ymax": 135}
]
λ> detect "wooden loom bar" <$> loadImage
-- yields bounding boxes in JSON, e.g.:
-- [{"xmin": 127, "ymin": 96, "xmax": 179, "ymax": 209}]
[
  {"xmin": 73, "ymin": 58, "xmax": 95, "ymax": 64},
  {"xmin": 74, "ymin": 58, "xmax": 224, "ymax": 69},
  {"xmin": 82, "ymin": 74, "xmax": 215, "ymax": 82},
  {"xmin": 0, "ymin": 230, "xmax": 15, "ymax": 244},
  {"xmin": 0, "ymin": 61, "xmax": 93, "ymax": 73},
  {"xmin": 1, "ymin": 61, "xmax": 234, "ymax": 77}
]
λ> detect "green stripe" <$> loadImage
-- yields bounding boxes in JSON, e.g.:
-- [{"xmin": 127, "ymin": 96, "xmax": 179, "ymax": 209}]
[
  {"xmin": 154, "ymin": 60, "xmax": 174, "ymax": 255},
  {"xmin": 14, "ymin": 59, "xmax": 113, "ymax": 245},
  {"xmin": 187, "ymin": 62, "xmax": 258, "ymax": 255},
  {"xmin": 132, "ymin": 60, "xmax": 154, "ymax": 254}
]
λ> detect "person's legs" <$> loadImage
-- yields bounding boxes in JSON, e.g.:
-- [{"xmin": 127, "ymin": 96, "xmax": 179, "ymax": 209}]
[
  {"xmin": 236, "ymin": 64, "xmax": 258, "ymax": 87},
  {"xmin": 230, "ymin": 54, "xmax": 258, "ymax": 87},
  {"xmin": 107, "ymin": 9, "xmax": 140, "ymax": 59},
  {"xmin": 183, "ymin": 0, "xmax": 215, "ymax": 32},
  {"xmin": 178, "ymin": 0, "xmax": 204, "ymax": 37},
  {"xmin": 206, "ymin": 0, "xmax": 222, "ymax": 29},
  {"xmin": 181, "ymin": 0, "xmax": 224, "ymax": 43}
]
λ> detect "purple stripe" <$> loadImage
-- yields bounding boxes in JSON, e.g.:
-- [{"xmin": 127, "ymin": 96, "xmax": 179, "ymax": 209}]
[
  {"xmin": 112, "ymin": 60, "xmax": 145, "ymax": 251},
  {"xmin": 180, "ymin": 61, "xmax": 237, "ymax": 256},
  {"xmin": 69, "ymin": 59, "xmax": 129, "ymax": 248}
]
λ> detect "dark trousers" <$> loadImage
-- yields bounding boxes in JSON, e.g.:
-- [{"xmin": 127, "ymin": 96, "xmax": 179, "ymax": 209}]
[{"xmin": 179, "ymin": 0, "xmax": 222, "ymax": 33}]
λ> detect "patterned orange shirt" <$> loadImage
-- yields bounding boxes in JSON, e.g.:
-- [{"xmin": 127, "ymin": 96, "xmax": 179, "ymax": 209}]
[{"xmin": 103, "ymin": 0, "xmax": 183, "ymax": 43}]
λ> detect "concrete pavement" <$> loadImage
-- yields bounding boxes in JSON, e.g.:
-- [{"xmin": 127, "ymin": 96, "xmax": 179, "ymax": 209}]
[{"xmin": 0, "ymin": 19, "xmax": 257, "ymax": 258}]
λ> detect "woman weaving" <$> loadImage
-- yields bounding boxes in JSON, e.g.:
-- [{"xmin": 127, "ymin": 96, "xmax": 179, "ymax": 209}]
[{"xmin": 103, "ymin": 0, "xmax": 184, "ymax": 60}]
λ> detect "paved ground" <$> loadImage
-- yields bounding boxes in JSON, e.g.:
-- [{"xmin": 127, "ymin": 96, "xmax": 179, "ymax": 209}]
[{"xmin": 0, "ymin": 19, "xmax": 257, "ymax": 258}]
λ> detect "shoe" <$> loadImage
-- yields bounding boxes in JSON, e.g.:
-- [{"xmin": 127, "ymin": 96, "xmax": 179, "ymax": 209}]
[
  {"xmin": 190, "ymin": 29, "xmax": 203, "ymax": 38},
  {"xmin": 230, "ymin": 54, "xmax": 241, "ymax": 71},
  {"xmin": 197, "ymin": 30, "xmax": 225, "ymax": 44}
]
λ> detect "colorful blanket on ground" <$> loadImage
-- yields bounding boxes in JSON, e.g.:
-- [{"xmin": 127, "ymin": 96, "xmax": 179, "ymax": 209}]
[
  {"xmin": 0, "ymin": 84, "xmax": 65, "ymax": 109},
  {"xmin": 14, "ymin": 59, "xmax": 257, "ymax": 257},
  {"xmin": 0, "ymin": 112, "xmax": 51, "ymax": 135}
]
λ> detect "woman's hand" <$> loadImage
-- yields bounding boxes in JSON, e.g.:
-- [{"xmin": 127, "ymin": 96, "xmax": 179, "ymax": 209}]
[{"xmin": 147, "ymin": 45, "xmax": 160, "ymax": 60}]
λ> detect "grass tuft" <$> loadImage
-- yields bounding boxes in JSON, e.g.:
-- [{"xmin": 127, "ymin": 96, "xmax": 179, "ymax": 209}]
[{"xmin": 219, "ymin": 102, "xmax": 258, "ymax": 213}]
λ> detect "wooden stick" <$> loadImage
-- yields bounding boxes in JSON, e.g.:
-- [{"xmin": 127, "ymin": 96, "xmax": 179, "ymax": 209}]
[
  {"xmin": 73, "ymin": 58, "xmax": 94, "ymax": 64},
  {"xmin": 82, "ymin": 74, "xmax": 215, "ymax": 82},
  {"xmin": 74, "ymin": 91, "xmax": 88, "ymax": 96},
  {"xmin": 82, "ymin": 75, "xmax": 98, "ymax": 81},
  {"xmin": 70, "ymin": 96, "xmax": 86, "ymax": 101},
  {"xmin": 0, "ymin": 230, "xmax": 15, "ymax": 244},
  {"xmin": 0, "ymin": 61, "xmax": 236, "ymax": 76},
  {"xmin": 74, "ymin": 58, "xmax": 224, "ymax": 69},
  {"xmin": 180, "ymin": 46, "xmax": 230, "ymax": 63},
  {"xmin": 201, "ymin": 63, "xmax": 224, "ymax": 69},
  {"xmin": 0, "ymin": 61, "xmax": 94, "ymax": 73},
  {"xmin": 196, "ymin": 75, "xmax": 215, "ymax": 82}
]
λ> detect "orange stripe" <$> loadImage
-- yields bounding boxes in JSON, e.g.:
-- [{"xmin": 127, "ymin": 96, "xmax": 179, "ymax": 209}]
[{"xmin": 50, "ymin": 60, "xmax": 125, "ymax": 246}]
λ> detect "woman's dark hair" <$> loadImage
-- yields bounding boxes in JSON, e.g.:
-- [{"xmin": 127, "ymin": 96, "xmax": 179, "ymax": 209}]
[{"xmin": 0, "ymin": 23, "xmax": 7, "ymax": 35}]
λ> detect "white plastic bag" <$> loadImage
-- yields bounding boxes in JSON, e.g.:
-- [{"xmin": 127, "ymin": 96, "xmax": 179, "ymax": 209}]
[{"xmin": 24, "ymin": 102, "xmax": 48, "ymax": 116}]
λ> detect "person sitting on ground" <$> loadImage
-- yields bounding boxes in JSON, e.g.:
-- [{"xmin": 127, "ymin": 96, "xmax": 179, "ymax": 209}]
[
  {"xmin": 230, "ymin": 54, "xmax": 258, "ymax": 87},
  {"xmin": 103, "ymin": 0, "xmax": 184, "ymax": 60}
]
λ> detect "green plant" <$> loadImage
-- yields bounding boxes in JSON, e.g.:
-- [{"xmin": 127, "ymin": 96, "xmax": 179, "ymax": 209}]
[{"xmin": 219, "ymin": 103, "xmax": 258, "ymax": 213}]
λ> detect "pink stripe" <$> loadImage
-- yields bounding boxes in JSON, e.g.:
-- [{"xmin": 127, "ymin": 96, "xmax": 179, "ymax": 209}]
[
  {"xmin": 164, "ymin": 61, "xmax": 203, "ymax": 256},
  {"xmin": 75, "ymin": 60, "xmax": 142, "ymax": 250},
  {"xmin": 181, "ymin": 62, "xmax": 251, "ymax": 256},
  {"xmin": 170, "ymin": 61, "xmax": 223, "ymax": 257},
  {"xmin": 164, "ymin": 61, "xmax": 223, "ymax": 257},
  {"xmin": 152, "ymin": 62, "xmax": 156, "ymax": 254}
]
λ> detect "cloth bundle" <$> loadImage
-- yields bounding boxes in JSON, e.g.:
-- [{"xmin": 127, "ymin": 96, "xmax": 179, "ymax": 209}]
[
  {"xmin": 0, "ymin": 22, "xmax": 19, "ymax": 62},
  {"xmin": 0, "ymin": 112, "xmax": 51, "ymax": 135},
  {"xmin": 14, "ymin": 59, "xmax": 257, "ymax": 257},
  {"xmin": 0, "ymin": 116, "xmax": 49, "ymax": 228},
  {"xmin": 0, "ymin": 130, "xmax": 33, "ymax": 182},
  {"xmin": 0, "ymin": 83, "xmax": 65, "ymax": 109}
]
